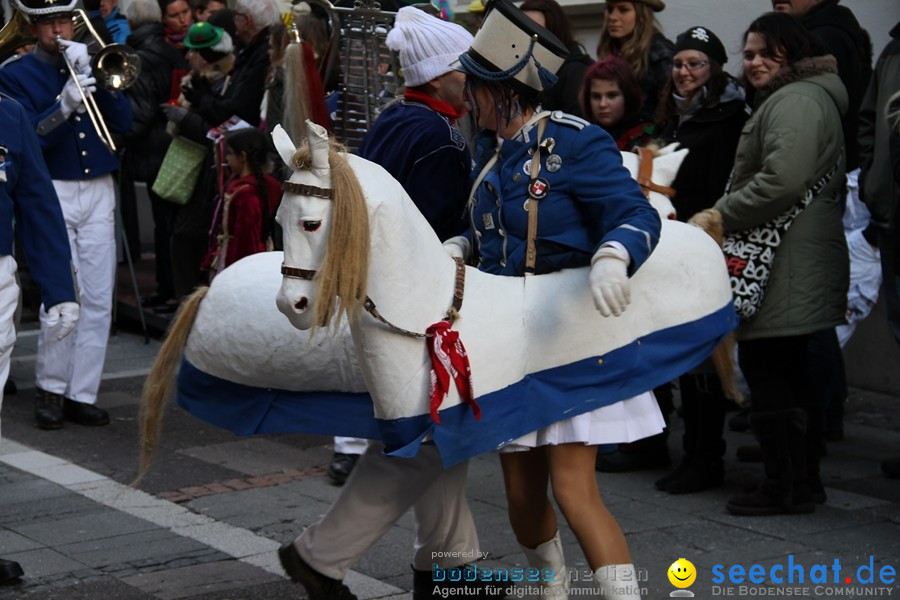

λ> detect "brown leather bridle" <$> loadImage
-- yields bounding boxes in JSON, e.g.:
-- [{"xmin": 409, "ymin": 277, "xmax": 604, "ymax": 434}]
[
  {"xmin": 636, "ymin": 147, "xmax": 677, "ymax": 200},
  {"xmin": 278, "ymin": 180, "xmax": 468, "ymax": 338}
]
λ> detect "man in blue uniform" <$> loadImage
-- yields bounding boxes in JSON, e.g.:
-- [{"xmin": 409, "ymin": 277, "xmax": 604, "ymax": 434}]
[
  {"xmin": 0, "ymin": 0, "xmax": 132, "ymax": 430},
  {"xmin": 0, "ymin": 93, "xmax": 79, "ymax": 584}
]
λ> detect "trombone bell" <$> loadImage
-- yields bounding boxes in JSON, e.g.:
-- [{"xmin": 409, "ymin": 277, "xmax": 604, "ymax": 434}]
[{"xmin": 93, "ymin": 44, "xmax": 141, "ymax": 91}]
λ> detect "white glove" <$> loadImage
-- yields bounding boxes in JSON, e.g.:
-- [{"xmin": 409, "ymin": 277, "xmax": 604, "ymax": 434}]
[
  {"xmin": 58, "ymin": 39, "xmax": 92, "ymax": 75},
  {"xmin": 43, "ymin": 302, "xmax": 80, "ymax": 340},
  {"xmin": 589, "ymin": 245, "xmax": 631, "ymax": 317},
  {"xmin": 443, "ymin": 235, "xmax": 470, "ymax": 261},
  {"xmin": 60, "ymin": 73, "xmax": 97, "ymax": 118}
]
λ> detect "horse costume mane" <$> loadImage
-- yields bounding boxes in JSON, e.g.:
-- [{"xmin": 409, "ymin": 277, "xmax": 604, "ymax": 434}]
[{"xmin": 285, "ymin": 139, "xmax": 370, "ymax": 330}]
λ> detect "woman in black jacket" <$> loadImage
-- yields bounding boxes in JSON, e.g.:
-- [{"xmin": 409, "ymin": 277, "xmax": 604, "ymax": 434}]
[
  {"xmin": 122, "ymin": 0, "xmax": 190, "ymax": 308},
  {"xmin": 653, "ymin": 25, "xmax": 749, "ymax": 495}
]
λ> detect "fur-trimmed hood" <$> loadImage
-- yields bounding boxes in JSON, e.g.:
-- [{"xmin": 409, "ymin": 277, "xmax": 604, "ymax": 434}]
[{"xmin": 757, "ymin": 55, "xmax": 847, "ymax": 117}]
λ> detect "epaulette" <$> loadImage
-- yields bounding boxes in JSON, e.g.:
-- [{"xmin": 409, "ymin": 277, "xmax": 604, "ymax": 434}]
[
  {"xmin": 549, "ymin": 110, "xmax": 589, "ymax": 130},
  {"xmin": 0, "ymin": 54, "xmax": 22, "ymax": 69}
]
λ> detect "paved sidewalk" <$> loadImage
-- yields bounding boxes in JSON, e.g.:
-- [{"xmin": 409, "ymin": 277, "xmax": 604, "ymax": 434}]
[{"xmin": 1, "ymin": 328, "xmax": 899, "ymax": 599}]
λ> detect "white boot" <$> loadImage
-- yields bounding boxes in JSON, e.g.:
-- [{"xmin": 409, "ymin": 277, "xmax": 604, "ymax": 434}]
[
  {"xmin": 521, "ymin": 532, "xmax": 568, "ymax": 600},
  {"xmin": 594, "ymin": 564, "xmax": 641, "ymax": 599}
]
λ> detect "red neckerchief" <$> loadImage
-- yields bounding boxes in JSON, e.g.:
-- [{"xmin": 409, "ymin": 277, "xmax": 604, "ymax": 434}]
[{"xmin": 403, "ymin": 89, "xmax": 465, "ymax": 124}]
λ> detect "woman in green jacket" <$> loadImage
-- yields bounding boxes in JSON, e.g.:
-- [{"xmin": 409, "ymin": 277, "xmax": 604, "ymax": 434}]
[{"xmin": 712, "ymin": 12, "xmax": 848, "ymax": 516}]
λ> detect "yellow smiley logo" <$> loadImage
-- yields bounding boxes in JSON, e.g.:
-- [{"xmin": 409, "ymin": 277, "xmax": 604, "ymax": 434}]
[{"xmin": 668, "ymin": 558, "xmax": 696, "ymax": 588}]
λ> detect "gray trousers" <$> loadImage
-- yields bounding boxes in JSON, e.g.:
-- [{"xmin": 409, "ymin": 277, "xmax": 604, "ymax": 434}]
[{"xmin": 295, "ymin": 442, "xmax": 479, "ymax": 579}]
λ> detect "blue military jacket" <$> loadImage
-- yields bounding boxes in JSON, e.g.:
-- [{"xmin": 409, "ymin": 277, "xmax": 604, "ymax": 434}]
[
  {"xmin": 0, "ymin": 94, "xmax": 77, "ymax": 308},
  {"xmin": 471, "ymin": 111, "xmax": 661, "ymax": 277},
  {"xmin": 0, "ymin": 47, "xmax": 133, "ymax": 180}
]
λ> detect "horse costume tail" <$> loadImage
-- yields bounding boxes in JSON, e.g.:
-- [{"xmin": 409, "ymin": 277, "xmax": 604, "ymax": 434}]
[
  {"xmin": 689, "ymin": 208, "xmax": 745, "ymax": 406},
  {"xmin": 134, "ymin": 286, "xmax": 209, "ymax": 486}
]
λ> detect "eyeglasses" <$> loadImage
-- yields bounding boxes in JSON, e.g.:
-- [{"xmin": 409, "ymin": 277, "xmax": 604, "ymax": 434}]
[{"xmin": 672, "ymin": 60, "xmax": 710, "ymax": 72}]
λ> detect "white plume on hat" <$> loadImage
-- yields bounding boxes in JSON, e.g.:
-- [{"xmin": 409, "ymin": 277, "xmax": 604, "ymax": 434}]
[{"xmin": 385, "ymin": 7, "xmax": 473, "ymax": 87}]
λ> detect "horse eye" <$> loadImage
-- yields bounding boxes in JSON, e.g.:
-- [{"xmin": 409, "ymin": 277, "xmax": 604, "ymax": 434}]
[{"xmin": 303, "ymin": 220, "xmax": 322, "ymax": 232}]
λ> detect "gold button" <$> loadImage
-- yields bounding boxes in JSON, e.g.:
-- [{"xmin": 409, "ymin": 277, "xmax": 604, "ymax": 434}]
[
  {"xmin": 74, "ymin": 116, "xmax": 81, "ymax": 122},
  {"xmin": 84, "ymin": 168, "xmax": 91, "ymax": 175},
  {"xmin": 78, "ymin": 132, "xmax": 86, "ymax": 139},
  {"xmin": 597, "ymin": 358, "xmax": 604, "ymax": 365},
  {"xmin": 81, "ymin": 150, "xmax": 88, "ymax": 157}
]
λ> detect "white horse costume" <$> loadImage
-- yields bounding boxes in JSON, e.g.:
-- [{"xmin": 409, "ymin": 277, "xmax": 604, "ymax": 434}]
[
  {"xmin": 173, "ymin": 138, "xmax": 688, "ymax": 452},
  {"xmin": 246, "ymin": 122, "xmax": 738, "ymax": 465}
]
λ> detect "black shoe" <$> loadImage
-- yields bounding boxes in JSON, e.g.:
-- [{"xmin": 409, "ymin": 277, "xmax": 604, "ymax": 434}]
[
  {"xmin": 728, "ymin": 408, "xmax": 751, "ymax": 432},
  {"xmin": 278, "ymin": 542, "xmax": 358, "ymax": 600},
  {"xmin": 34, "ymin": 388, "xmax": 64, "ymax": 430},
  {"xmin": 327, "ymin": 453, "xmax": 360, "ymax": 486},
  {"xmin": 736, "ymin": 444, "xmax": 763, "ymax": 463},
  {"xmin": 3, "ymin": 378, "xmax": 16, "ymax": 396},
  {"xmin": 665, "ymin": 460, "xmax": 724, "ymax": 495},
  {"xmin": 63, "ymin": 398, "xmax": 110, "ymax": 426},
  {"xmin": 882, "ymin": 457, "xmax": 900, "ymax": 479},
  {"xmin": 655, "ymin": 458, "xmax": 691, "ymax": 491},
  {"xmin": 726, "ymin": 481, "xmax": 814, "ymax": 516},
  {"xmin": 414, "ymin": 565, "xmax": 512, "ymax": 600},
  {"xmin": 596, "ymin": 446, "xmax": 670, "ymax": 472},
  {"xmin": 0, "ymin": 558, "xmax": 24, "ymax": 585}
]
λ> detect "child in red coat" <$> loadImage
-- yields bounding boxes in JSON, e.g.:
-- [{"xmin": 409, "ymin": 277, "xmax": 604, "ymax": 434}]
[{"xmin": 204, "ymin": 127, "xmax": 282, "ymax": 278}]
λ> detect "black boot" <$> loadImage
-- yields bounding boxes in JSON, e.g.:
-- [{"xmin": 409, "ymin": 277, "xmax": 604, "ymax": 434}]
[
  {"xmin": 34, "ymin": 388, "xmax": 64, "ymax": 430},
  {"xmin": 278, "ymin": 542, "xmax": 358, "ymax": 600},
  {"xmin": 727, "ymin": 409, "xmax": 814, "ymax": 516},
  {"xmin": 0, "ymin": 558, "xmax": 23, "ymax": 585},
  {"xmin": 660, "ymin": 374, "xmax": 726, "ymax": 494}
]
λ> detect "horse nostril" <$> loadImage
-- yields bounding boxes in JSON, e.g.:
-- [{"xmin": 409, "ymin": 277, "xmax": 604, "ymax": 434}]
[
  {"xmin": 295, "ymin": 297, "xmax": 308, "ymax": 312},
  {"xmin": 668, "ymin": 213, "xmax": 677, "ymax": 220}
]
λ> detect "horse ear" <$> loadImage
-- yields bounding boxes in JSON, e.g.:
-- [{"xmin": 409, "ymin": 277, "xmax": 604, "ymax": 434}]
[
  {"xmin": 272, "ymin": 125, "xmax": 297, "ymax": 168},
  {"xmin": 306, "ymin": 120, "xmax": 330, "ymax": 171}
]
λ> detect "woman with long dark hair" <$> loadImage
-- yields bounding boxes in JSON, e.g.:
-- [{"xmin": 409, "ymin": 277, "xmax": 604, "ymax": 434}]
[{"xmin": 713, "ymin": 12, "xmax": 848, "ymax": 516}]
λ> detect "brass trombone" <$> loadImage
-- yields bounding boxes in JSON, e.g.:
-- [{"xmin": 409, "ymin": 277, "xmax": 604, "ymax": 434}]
[{"xmin": 59, "ymin": 9, "xmax": 142, "ymax": 153}]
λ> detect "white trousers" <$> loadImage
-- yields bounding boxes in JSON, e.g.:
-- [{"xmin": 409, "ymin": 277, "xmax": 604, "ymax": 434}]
[
  {"xmin": 296, "ymin": 442, "xmax": 479, "ymax": 579},
  {"xmin": 334, "ymin": 436, "xmax": 368, "ymax": 455},
  {"xmin": 35, "ymin": 176, "xmax": 116, "ymax": 404},
  {"xmin": 0, "ymin": 256, "xmax": 20, "ymax": 440}
]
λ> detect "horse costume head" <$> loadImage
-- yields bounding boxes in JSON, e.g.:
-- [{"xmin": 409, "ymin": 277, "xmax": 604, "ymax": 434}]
[
  {"xmin": 619, "ymin": 143, "xmax": 688, "ymax": 221},
  {"xmin": 273, "ymin": 123, "xmax": 370, "ymax": 330}
]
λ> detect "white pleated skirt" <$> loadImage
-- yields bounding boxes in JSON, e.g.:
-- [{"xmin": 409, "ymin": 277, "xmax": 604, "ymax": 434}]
[{"xmin": 499, "ymin": 391, "xmax": 665, "ymax": 452}]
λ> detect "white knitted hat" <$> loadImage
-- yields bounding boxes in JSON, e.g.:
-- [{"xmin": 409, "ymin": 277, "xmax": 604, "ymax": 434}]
[{"xmin": 386, "ymin": 7, "xmax": 474, "ymax": 87}]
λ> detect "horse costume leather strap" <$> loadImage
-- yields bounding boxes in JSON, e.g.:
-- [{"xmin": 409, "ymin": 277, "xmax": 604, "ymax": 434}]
[
  {"xmin": 363, "ymin": 256, "xmax": 467, "ymax": 338},
  {"xmin": 282, "ymin": 181, "xmax": 335, "ymax": 199},
  {"xmin": 636, "ymin": 147, "xmax": 676, "ymax": 200}
]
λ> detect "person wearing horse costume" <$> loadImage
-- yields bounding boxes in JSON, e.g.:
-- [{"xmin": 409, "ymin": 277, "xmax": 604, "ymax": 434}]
[
  {"xmin": 0, "ymin": 93, "xmax": 80, "ymax": 584},
  {"xmin": 0, "ymin": 0, "xmax": 132, "ymax": 430},
  {"xmin": 447, "ymin": 0, "xmax": 663, "ymax": 597},
  {"xmin": 278, "ymin": 9, "xmax": 502, "ymax": 600}
]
